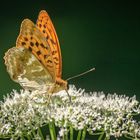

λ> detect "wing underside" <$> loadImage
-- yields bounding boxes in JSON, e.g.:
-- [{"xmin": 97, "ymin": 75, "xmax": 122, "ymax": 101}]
[{"xmin": 4, "ymin": 47, "xmax": 54, "ymax": 90}]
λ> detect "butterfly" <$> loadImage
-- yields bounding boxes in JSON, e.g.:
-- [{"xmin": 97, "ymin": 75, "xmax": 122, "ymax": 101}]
[{"xmin": 4, "ymin": 10, "xmax": 68, "ymax": 94}]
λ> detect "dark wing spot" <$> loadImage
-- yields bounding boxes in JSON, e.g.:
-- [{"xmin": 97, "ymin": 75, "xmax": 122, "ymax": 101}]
[
  {"xmin": 47, "ymin": 64, "xmax": 52, "ymax": 68},
  {"xmin": 38, "ymin": 59, "xmax": 42, "ymax": 63},
  {"xmin": 36, "ymin": 51, "xmax": 41, "ymax": 55},
  {"xmin": 24, "ymin": 37, "xmax": 28, "ymax": 41},
  {"xmin": 35, "ymin": 42, "xmax": 39, "ymax": 47},
  {"xmin": 28, "ymin": 47, "xmax": 32, "ymax": 52},
  {"xmin": 21, "ymin": 42, "xmax": 26, "ymax": 46},
  {"xmin": 50, "ymin": 39, "xmax": 56, "ymax": 45},
  {"xmin": 40, "ymin": 43, "xmax": 45, "ymax": 48},
  {"xmin": 30, "ymin": 37, "xmax": 33, "ymax": 40},
  {"xmin": 47, "ymin": 60, "xmax": 52, "ymax": 64},
  {"xmin": 43, "ymin": 30, "xmax": 46, "ymax": 33},
  {"xmin": 39, "ymin": 24, "xmax": 42, "ymax": 28},
  {"xmin": 53, "ymin": 57, "xmax": 58, "ymax": 61},
  {"xmin": 30, "ymin": 42, "xmax": 34, "ymax": 46},
  {"xmin": 54, "ymin": 61, "xmax": 58, "ymax": 65},
  {"xmin": 44, "ymin": 55, "xmax": 48, "ymax": 59},
  {"xmin": 46, "ymin": 36, "xmax": 49, "ymax": 40},
  {"xmin": 52, "ymin": 51, "xmax": 57, "ymax": 55},
  {"xmin": 43, "ymin": 25, "xmax": 46, "ymax": 28}
]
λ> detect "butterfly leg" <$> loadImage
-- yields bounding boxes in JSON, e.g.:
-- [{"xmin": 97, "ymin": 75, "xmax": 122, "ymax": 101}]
[
  {"xmin": 44, "ymin": 85, "xmax": 56, "ymax": 105},
  {"xmin": 45, "ymin": 93, "xmax": 53, "ymax": 106},
  {"xmin": 65, "ymin": 89, "xmax": 72, "ymax": 103}
]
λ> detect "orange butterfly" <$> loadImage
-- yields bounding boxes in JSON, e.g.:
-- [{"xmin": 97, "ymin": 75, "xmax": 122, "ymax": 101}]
[{"xmin": 4, "ymin": 10, "xmax": 67, "ymax": 93}]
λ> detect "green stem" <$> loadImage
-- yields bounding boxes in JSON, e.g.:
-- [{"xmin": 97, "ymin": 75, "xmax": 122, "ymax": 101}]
[
  {"xmin": 61, "ymin": 128, "xmax": 68, "ymax": 140},
  {"xmin": 21, "ymin": 136, "xmax": 25, "ymax": 140},
  {"xmin": 81, "ymin": 127, "xmax": 87, "ymax": 140},
  {"xmin": 49, "ymin": 121, "xmax": 57, "ymax": 140},
  {"xmin": 32, "ymin": 129, "xmax": 37, "ymax": 137},
  {"xmin": 52, "ymin": 122, "xmax": 57, "ymax": 139},
  {"xmin": 26, "ymin": 135, "xmax": 31, "ymax": 140},
  {"xmin": 77, "ymin": 130, "xmax": 82, "ymax": 140},
  {"xmin": 98, "ymin": 132, "xmax": 104, "ymax": 140},
  {"xmin": 92, "ymin": 132, "xmax": 104, "ymax": 135},
  {"xmin": 38, "ymin": 128, "xmax": 45, "ymax": 140},
  {"xmin": 64, "ymin": 130, "xmax": 68, "ymax": 140},
  {"xmin": 104, "ymin": 137, "xmax": 109, "ymax": 140},
  {"xmin": 124, "ymin": 134, "xmax": 134, "ymax": 140},
  {"xmin": 70, "ymin": 126, "xmax": 73, "ymax": 140},
  {"xmin": 62, "ymin": 134, "xmax": 65, "ymax": 140}
]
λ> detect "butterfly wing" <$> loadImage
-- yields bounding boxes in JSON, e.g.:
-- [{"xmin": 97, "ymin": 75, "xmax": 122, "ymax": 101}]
[
  {"xmin": 36, "ymin": 10, "xmax": 62, "ymax": 79},
  {"xmin": 16, "ymin": 19, "xmax": 56, "ymax": 81},
  {"xmin": 4, "ymin": 47, "xmax": 54, "ymax": 91}
]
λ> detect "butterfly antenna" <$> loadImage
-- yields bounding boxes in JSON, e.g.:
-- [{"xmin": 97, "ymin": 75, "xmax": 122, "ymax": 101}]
[{"xmin": 66, "ymin": 67, "xmax": 95, "ymax": 81}]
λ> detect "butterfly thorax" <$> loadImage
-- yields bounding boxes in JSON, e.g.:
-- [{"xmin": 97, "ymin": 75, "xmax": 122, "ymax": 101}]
[{"xmin": 53, "ymin": 78, "xmax": 67, "ymax": 93}]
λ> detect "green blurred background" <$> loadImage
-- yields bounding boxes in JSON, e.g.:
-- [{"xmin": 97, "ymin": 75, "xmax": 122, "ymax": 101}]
[
  {"xmin": 0, "ymin": 0, "xmax": 140, "ymax": 139},
  {"xmin": 0, "ymin": 1, "xmax": 140, "ymax": 100}
]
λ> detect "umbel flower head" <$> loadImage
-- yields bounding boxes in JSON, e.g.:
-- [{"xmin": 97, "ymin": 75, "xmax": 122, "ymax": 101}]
[{"xmin": 0, "ymin": 85, "xmax": 140, "ymax": 140}]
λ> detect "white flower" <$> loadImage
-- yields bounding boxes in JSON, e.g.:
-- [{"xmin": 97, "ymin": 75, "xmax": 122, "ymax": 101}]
[
  {"xmin": 59, "ymin": 128, "xmax": 68, "ymax": 137},
  {"xmin": 0, "ymin": 85, "xmax": 140, "ymax": 139}
]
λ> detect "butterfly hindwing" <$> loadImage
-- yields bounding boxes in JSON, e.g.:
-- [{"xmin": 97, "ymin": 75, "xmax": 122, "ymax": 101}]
[{"xmin": 4, "ymin": 47, "xmax": 54, "ymax": 91}]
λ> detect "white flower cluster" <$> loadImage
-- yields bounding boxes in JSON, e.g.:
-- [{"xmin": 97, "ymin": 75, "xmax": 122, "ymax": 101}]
[{"xmin": 0, "ymin": 85, "xmax": 140, "ymax": 139}]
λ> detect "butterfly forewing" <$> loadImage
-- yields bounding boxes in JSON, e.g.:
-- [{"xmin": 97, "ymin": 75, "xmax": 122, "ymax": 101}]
[
  {"xmin": 36, "ymin": 10, "xmax": 62, "ymax": 78},
  {"xmin": 16, "ymin": 19, "xmax": 56, "ymax": 81}
]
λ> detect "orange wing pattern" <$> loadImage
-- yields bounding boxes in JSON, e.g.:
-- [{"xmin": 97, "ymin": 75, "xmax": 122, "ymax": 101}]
[
  {"xmin": 16, "ymin": 19, "xmax": 56, "ymax": 81},
  {"xmin": 36, "ymin": 10, "xmax": 62, "ymax": 79}
]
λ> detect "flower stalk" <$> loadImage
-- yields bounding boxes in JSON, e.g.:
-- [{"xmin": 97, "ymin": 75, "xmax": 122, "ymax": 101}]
[
  {"xmin": 77, "ymin": 130, "xmax": 82, "ymax": 140},
  {"xmin": 70, "ymin": 126, "xmax": 73, "ymax": 140},
  {"xmin": 26, "ymin": 135, "xmax": 31, "ymax": 140},
  {"xmin": 81, "ymin": 127, "xmax": 87, "ymax": 140},
  {"xmin": 38, "ymin": 128, "xmax": 44, "ymax": 140},
  {"xmin": 98, "ymin": 132, "xmax": 104, "ymax": 140},
  {"xmin": 64, "ymin": 130, "xmax": 69, "ymax": 140},
  {"xmin": 49, "ymin": 121, "xmax": 57, "ymax": 140}
]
